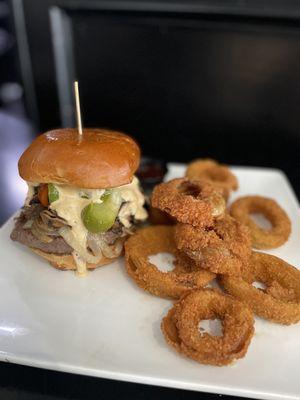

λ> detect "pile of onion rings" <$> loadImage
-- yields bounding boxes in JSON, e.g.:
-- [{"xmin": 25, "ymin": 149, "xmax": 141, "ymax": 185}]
[
  {"xmin": 219, "ymin": 252, "xmax": 300, "ymax": 324},
  {"xmin": 151, "ymin": 178, "xmax": 226, "ymax": 228},
  {"xmin": 186, "ymin": 159, "xmax": 238, "ymax": 200},
  {"xmin": 174, "ymin": 215, "xmax": 251, "ymax": 276},
  {"xmin": 124, "ymin": 157, "xmax": 298, "ymax": 367},
  {"xmin": 124, "ymin": 225, "xmax": 215, "ymax": 299},
  {"xmin": 161, "ymin": 289, "xmax": 254, "ymax": 366},
  {"xmin": 230, "ymin": 195, "xmax": 291, "ymax": 249}
]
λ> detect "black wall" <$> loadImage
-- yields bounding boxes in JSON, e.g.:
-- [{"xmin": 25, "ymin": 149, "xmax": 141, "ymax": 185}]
[{"xmin": 10, "ymin": 0, "xmax": 300, "ymax": 189}]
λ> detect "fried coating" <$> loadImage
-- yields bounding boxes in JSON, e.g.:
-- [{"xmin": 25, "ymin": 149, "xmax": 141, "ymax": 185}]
[
  {"xmin": 230, "ymin": 195, "xmax": 291, "ymax": 249},
  {"xmin": 174, "ymin": 215, "xmax": 251, "ymax": 276},
  {"xmin": 151, "ymin": 178, "xmax": 226, "ymax": 228},
  {"xmin": 161, "ymin": 289, "xmax": 254, "ymax": 366},
  {"xmin": 219, "ymin": 252, "xmax": 300, "ymax": 324},
  {"xmin": 124, "ymin": 225, "xmax": 215, "ymax": 299},
  {"xmin": 186, "ymin": 159, "xmax": 238, "ymax": 200}
]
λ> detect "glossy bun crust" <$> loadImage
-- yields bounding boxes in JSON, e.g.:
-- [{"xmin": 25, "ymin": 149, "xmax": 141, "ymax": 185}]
[{"xmin": 18, "ymin": 128, "xmax": 140, "ymax": 188}]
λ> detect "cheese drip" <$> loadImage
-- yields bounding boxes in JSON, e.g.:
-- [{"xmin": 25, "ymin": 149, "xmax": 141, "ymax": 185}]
[
  {"xmin": 118, "ymin": 177, "xmax": 148, "ymax": 227},
  {"xmin": 25, "ymin": 176, "xmax": 147, "ymax": 275}
]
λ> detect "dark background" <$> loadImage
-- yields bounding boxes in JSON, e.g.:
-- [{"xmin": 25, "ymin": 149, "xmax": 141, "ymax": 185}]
[{"xmin": 1, "ymin": 0, "xmax": 300, "ymax": 399}]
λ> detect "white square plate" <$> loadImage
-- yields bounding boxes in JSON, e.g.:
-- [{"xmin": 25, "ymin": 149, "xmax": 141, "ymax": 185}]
[{"xmin": 0, "ymin": 164, "xmax": 300, "ymax": 400}]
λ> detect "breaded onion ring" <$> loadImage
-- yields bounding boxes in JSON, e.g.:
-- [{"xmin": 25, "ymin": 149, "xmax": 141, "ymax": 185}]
[
  {"xmin": 151, "ymin": 178, "xmax": 226, "ymax": 228},
  {"xmin": 124, "ymin": 225, "xmax": 215, "ymax": 299},
  {"xmin": 174, "ymin": 215, "xmax": 251, "ymax": 276},
  {"xmin": 186, "ymin": 159, "xmax": 238, "ymax": 200},
  {"xmin": 230, "ymin": 196, "xmax": 291, "ymax": 249},
  {"xmin": 219, "ymin": 252, "xmax": 300, "ymax": 324},
  {"xmin": 161, "ymin": 289, "xmax": 254, "ymax": 366}
]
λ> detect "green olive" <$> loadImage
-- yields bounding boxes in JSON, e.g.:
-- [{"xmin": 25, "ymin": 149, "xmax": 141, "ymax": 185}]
[
  {"xmin": 81, "ymin": 190, "xmax": 121, "ymax": 233},
  {"xmin": 48, "ymin": 183, "xmax": 59, "ymax": 203}
]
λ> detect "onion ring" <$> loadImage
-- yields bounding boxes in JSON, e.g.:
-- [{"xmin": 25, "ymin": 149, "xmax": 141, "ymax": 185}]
[
  {"xmin": 151, "ymin": 178, "xmax": 226, "ymax": 228},
  {"xmin": 124, "ymin": 225, "xmax": 215, "ymax": 299},
  {"xmin": 186, "ymin": 159, "xmax": 238, "ymax": 200},
  {"xmin": 219, "ymin": 252, "xmax": 300, "ymax": 324},
  {"xmin": 230, "ymin": 196, "xmax": 291, "ymax": 249},
  {"xmin": 174, "ymin": 214, "xmax": 251, "ymax": 276},
  {"xmin": 161, "ymin": 289, "xmax": 254, "ymax": 366}
]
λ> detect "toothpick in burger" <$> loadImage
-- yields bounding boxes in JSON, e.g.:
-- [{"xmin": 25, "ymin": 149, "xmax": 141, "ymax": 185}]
[{"xmin": 10, "ymin": 128, "xmax": 147, "ymax": 276}]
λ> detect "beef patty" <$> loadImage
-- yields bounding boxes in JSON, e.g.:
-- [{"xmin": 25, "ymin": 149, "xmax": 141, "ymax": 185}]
[{"xmin": 10, "ymin": 205, "xmax": 73, "ymax": 255}]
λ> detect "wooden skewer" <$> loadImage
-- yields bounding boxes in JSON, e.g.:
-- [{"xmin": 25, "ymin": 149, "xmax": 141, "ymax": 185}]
[{"xmin": 74, "ymin": 81, "xmax": 83, "ymax": 137}]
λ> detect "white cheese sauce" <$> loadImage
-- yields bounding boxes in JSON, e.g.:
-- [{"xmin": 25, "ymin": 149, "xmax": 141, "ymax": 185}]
[
  {"xmin": 49, "ymin": 186, "xmax": 106, "ymax": 253},
  {"xmin": 118, "ymin": 176, "xmax": 148, "ymax": 227},
  {"xmin": 38, "ymin": 176, "xmax": 147, "ymax": 274}
]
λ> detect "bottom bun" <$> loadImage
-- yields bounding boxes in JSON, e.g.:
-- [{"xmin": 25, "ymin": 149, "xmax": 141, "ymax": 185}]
[{"xmin": 30, "ymin": 248, "xmax": 120, "ymax": 271}]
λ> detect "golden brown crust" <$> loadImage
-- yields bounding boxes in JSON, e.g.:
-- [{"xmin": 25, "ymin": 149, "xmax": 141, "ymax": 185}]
[
  {"xmin": 18, "ymin": 128, "xmax": 140, "ymax": 188},
  {"xmin": 124, "ymin": 225, "xmax": 215, "ymax": 299},
  {"xmin": 230, "ymin": 195, "xmax": 291, "ymax": 249},
  {"xmin": 174, "ymin": 215, "xmax": 251, "ymax": 276},
  {"xmin": 30, "ymin": 248, "xmax": 117, "ymax": 270},
  {"xmin": 161, "ymin": 289, "xmax": 254, "ymax": 366},
  {"xmin": 219, "ymin": 252, "xmax": 300, "ymax": 325},
  {"xmin": 151, "ymin": 178, "xmax": 226, "ymax": 228},
  {"xmin": 186, "ymin": 159, "xmax": 238, "ymax": 200}
]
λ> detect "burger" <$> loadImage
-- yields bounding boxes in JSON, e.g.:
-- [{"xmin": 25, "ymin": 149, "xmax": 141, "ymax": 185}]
[{"xmin": 10, "ymin": 128, "xmax": 147, "ymax": 276}]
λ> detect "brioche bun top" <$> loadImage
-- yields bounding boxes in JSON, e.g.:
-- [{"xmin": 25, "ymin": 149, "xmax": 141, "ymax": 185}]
[{"xmin": 18, "ymin": 128, "xmax": 140, "ymax": 188}]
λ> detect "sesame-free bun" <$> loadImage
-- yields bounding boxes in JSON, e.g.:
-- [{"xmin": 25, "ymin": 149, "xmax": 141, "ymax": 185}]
[
  {"xmin": 31, "ymin": 248, "xmax": 119, "ymax": 271},
  {"xmin": 18, "ymin": 128, "xmax": 140, "ymax": 188}
]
